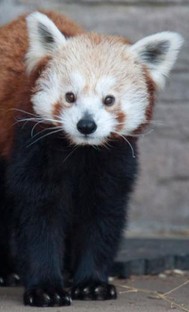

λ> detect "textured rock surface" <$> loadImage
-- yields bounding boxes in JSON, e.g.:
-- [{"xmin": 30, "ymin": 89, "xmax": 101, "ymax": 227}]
[{"xmin": 0, "ymin": 0, "xmax": 188, "ymax": 237}]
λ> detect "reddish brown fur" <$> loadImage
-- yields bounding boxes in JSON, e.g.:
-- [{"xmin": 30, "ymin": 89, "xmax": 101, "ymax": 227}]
[
  {"xmin": 115, "ymin": 111, "xmax": 126, "ymax": 132},
  {"xmin": 111, "ymin": 110, "xmax": 126, "ymax": 139},
  {"xmin": 30, "ymin": 56, "xmax": 52, "ymax": 84},
  {"xmin": 0, "ymin": 11, "xmax": 85, "ymax": 158},
  {"xmin": 133, "ymin": 67, "xmax": 156, "ymax": 135},
  {"xmin": 88, "ymin": 33, "xmax": 130, "ymax": 46},
  {"xmin": 52, "ymin": 102, "xmax": 63, "ymax": 125},
  {"xmin": 144, "ymin": 68, "xmax": 156, "ymax": 122}
]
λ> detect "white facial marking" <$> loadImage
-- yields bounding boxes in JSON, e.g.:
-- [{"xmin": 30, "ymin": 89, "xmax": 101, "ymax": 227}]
[
  {"xmin": 96, "ymin": 76, "xmax": 116, "ymax": 96},
  {"xmin": 70, "ymin": 71, "xmax": 86, "ymax": 93},
  {"xmin": 120, "ymin": 86, "xmax": 148, "ymax": 135},
  {"xmin": 32, "ymin": 68, "xmax": 60, "ymax": 120}
]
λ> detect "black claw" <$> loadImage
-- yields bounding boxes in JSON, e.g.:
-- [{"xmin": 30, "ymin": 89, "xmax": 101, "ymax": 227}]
[
  {"xmin": 24, "ymin": 288, "xmax": 72, "ymax": 307},
  {"xmin": 106, "ymin": 284, "xmax": 117, "ymax": 300},
  {"xmin": 0, "ymin": 276, "xmax": 5, "ymax": 286},
  {"xmin": 0, "ymin": 273, "xmax": 21, "ymax": 287},
  {"xmin": 72, "ymin": 283, "xmax": 117, "ymax": 301}
]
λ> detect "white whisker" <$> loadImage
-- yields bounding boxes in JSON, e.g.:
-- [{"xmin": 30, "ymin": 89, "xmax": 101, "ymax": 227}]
[
  {"xmin": 27, "ymin": 128, "xmax": 63, "ymax": 148},
  {"xmin": 31, "ymin": 120, "xmax": 45, "ymax": 137},
  {"xmin": 140, "ymin": 128, "xmax": 154, "ymax": 137},
  {"xmin": 126, "ymin": 128, "xmax": 154, "ymax": 138},
  {"xmin": 101, "ymin": 142, "xmax": 111, "ymax": 151},
  {"xmin": 31, "ymin": 125, "xmax": 63, "ymax": 138},
  {"xmin": 63, "ymin": 145, "xmax": 79, "ymax": 164},
  {"xmin": 149, "ymin": 120, "xmax": 165, "ymax": 126},
  {"xmin": 112, "ymin": 132, "xmax": 136, "ymax": 158},
  {"xmin": 10, "ymin": 108, "xmax": 39, "ymax": 117},
  {"xmin": 11, "ymin": 117, "xmax": 42, "ymax": 128}
]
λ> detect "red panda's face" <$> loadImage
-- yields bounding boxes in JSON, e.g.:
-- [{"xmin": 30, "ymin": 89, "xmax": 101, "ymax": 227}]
[
  {"xmin": 26, "ymin": 12, "xmax": 183, "ymax": 146},
  {"xmin": 31, "ymin": 36, "xmax": 151, "ymax": 145}
]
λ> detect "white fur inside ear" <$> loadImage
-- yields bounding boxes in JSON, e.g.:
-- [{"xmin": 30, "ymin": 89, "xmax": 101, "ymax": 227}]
[
  {"xmin": 26, "ymin": 11, "xmax": 66, "ymax": 73},
  {"xmin": 130, "ymin": 32, "xmax": 184, "ymax": 88}
]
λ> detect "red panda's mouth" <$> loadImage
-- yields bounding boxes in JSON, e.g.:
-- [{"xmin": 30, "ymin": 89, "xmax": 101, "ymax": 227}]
[{"xmin": 68, "ymin": 133, "xmax": 108, "ymax": 146}]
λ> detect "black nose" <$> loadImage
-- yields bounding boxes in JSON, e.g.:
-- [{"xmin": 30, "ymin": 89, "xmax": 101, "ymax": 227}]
[{"xmin": 77, "ymin": 118, "xmax": 97, "ymax": 135}]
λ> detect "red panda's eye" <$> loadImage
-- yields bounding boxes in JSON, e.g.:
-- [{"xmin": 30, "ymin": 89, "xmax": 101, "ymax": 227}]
[
  {"xmin": 65, "ymin": 92, "xmax": 76, "ymax": 103},
  {"xmin": 103, "ymin": 95, "xmax": 115, "ymax": 106}
]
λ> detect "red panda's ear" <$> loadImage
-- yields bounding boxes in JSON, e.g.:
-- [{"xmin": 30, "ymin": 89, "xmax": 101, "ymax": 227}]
[
  {"xmin": 26, "ymin": 12, "xmax": 66, "ymax": 73},
  {"xmin": 130, "ymin": 32, "xmax": 183, "ymax": 89}
]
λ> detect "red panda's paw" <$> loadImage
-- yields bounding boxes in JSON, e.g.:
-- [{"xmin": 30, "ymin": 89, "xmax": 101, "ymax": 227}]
[
  {"xmin": 71, "ymin": 282, "xmax": 117, "ymax": 301},
  {"xmin": 0, "ymin": 273, "xmax": 20, "ymax": 287},
  {"xmin": 24, "ymin": 287, "xmax": 72, "ymax": 307}
]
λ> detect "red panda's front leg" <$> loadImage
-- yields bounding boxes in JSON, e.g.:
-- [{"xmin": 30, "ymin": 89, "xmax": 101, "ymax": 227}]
[
  {"xmin": 0, "ymin": 159, "xmax": 20, "ymax": 287},
  {"xmin": 71, "ymin": 196, "xmax": 126, "ymax": 301},
  {"xmin": 6, "ymin": 126, "xmax": 72, "ymax": 307},
  {"xmin": 71, "ymin": 144, "xmax": 137, "ymax": 301}
]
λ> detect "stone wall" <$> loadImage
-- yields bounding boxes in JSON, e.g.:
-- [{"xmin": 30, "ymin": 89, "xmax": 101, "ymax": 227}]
[{"xmin": 0, "ymin": 0, "xmax": 188, "ymax": 237}]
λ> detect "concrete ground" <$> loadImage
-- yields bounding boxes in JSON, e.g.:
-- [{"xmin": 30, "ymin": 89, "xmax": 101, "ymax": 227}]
[{"xmin": 0, "ymin": 271, "xmax": 189, "ymax": 312}]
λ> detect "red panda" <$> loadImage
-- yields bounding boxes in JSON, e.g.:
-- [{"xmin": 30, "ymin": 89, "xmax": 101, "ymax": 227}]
[{"xmin": 0, "ymin": 11, "xmax": 183, "ymax": 307}]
